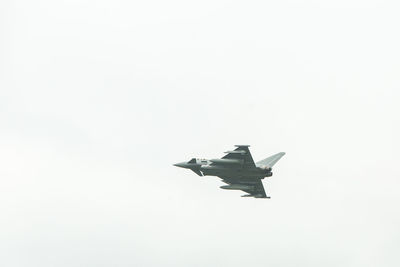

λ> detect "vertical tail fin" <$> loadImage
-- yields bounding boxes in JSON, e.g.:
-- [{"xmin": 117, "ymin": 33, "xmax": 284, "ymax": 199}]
[{"xmin": 256, "ymin": 152, "xmax": 285, "ymax": 168}]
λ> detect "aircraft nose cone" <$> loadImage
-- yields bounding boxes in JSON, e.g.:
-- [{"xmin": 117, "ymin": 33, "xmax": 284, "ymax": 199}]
[{"xmin": 173, "ymin": 162, "xmax": 188, "ymax": 168}]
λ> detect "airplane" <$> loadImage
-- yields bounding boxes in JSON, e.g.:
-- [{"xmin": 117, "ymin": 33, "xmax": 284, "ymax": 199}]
[{"xmin": 174, "ymin": 145, "xmax": 285, "ymax": 198}]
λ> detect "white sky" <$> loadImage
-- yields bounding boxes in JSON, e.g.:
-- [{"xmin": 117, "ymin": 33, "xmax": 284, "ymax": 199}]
[{"xmin": 1, "ymin": 1, "xmax": 400, "ymax": 266}]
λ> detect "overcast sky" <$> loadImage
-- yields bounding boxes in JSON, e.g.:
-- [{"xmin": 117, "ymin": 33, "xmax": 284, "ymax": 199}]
[{"xmin": 1, "ymin": 1, "xmax": 400, "ymax": 266}]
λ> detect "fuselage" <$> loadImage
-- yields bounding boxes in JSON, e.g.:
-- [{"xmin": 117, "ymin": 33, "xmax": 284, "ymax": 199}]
[{"xmin": 176, "ymin": 158, "xmax": 272, "ymax": 179}]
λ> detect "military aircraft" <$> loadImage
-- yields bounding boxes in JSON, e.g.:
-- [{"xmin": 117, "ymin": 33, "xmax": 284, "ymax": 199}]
[{"xmin": 174, "ymin": 145, "xmax": 285, "ymax": 198}]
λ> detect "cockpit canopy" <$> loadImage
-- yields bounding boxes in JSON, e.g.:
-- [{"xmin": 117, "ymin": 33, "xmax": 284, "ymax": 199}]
[{"xmin": 188, "ymin": 158, "xmax": 196, "ymax": 164}]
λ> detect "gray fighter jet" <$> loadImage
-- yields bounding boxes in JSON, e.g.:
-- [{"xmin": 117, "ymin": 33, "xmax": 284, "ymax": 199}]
[{"xmin": 174, "ymin": 145, "xmax": 285, "ymax": 198}]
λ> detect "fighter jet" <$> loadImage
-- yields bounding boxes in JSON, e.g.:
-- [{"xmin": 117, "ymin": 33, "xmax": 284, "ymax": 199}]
[{"xmin": 174, "ymin": 145, "xmax": 285, "ymax": 198}]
